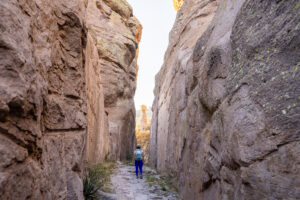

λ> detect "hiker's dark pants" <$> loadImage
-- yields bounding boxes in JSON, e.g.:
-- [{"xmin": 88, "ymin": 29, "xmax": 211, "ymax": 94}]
[{"xmin": 135, "ymin": 160, "xmax": 143, "ymax": 176}]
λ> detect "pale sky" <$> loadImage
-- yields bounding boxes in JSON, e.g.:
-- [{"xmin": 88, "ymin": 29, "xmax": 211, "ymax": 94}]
[{"xmin": 126, "ymin": 0, "xmax": 177, "ymax": 109}]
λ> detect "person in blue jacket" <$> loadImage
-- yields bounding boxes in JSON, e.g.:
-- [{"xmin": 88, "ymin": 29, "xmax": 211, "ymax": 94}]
[{"xmin": 133, "ymin": 144, "xmax": 144, "ymax": 179}]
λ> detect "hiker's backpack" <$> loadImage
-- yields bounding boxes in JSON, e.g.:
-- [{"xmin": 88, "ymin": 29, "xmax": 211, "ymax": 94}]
[{"xmin": 135, "ymin": 149, "xmax": 142, "ymax": 160}]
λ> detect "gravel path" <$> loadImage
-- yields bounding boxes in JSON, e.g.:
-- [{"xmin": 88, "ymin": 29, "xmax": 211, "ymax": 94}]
[{"xmin": 98, "ymin": 162, "xmax": 179, "ymax": 200}]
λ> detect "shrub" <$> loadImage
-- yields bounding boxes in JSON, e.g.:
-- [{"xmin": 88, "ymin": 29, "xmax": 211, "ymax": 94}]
[
  {"xmin": 83, "ymin": 162, "xmax": 116, "ymax": 199},
  {"xmin": 83, "ymin": 174, "xmax": 101, "ymax": 200}
]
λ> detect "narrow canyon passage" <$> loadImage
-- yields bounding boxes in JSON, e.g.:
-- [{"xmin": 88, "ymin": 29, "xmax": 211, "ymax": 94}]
[
  {"xmin": 98, "ymin": 162, "xmax": 179, "ymax": 200},
  {"xmin": 0, "ymin": 0, "xmax": 299, "ymax": 200}
]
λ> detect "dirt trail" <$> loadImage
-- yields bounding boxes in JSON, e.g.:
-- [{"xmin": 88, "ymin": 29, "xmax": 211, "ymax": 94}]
[{"xmin": 98, "ymin": 162, "xmax": 179, "ymax": 200}]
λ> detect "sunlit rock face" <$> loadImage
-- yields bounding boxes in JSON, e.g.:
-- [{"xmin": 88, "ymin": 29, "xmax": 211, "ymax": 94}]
[
  {"xmin": 140, "ymin": 105, "xmax": 148, "ymax": 131},
  {"xmin": 86, "ymin": 0, "xmax": 142, "ymax": 163},
  {"xmin": 0, "ymin": 0, "xmax": 141, "ymax": 198},
  {"xmin": 136, "ymin": 105, "xmax": 152, "ymax": 162},
  {"xmin": 173, "ymin": 0, "xmax": 184, "ymax": 11},
  {"xmin": 150, "ymin": 0, "xmax": 300, "ymax": 199}
]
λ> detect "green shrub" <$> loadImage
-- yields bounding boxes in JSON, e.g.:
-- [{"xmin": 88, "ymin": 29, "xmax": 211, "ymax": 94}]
[
  {"xmin": 83, "ymin": 162, "xmax": 116, "ymax": 199},
  {"xmin": 83, "ymin": 175, "xmax": 101, "ymax": 200}
]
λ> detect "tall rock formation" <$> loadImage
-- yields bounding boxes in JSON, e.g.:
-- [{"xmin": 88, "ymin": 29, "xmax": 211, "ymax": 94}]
[
  {"xmin": 0, "ymin": 0, "xmax": 140, "ymax": 199},
  {"xmin": 85, "ymin": 0, "xmax": 141, "ymax": 162},
  {"xmin": 140, "ymin": 105, "xmax": 148, "ymax": 131},
  {"xmin": 136, "ymin": 105, "xmax": 152, "ymax": 162},
  {"xmin": 150, "ymin": 0, "xmax": 300, "ymax": 199},
  {"xmin": 0, "ymin": 0, "xmax": 87, "ymax": 199}
]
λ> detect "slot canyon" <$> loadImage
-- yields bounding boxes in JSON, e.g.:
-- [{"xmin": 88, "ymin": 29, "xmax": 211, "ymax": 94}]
[{"xmin": 0, "ymin": 0, "xmax": 299, "ymax": 200}]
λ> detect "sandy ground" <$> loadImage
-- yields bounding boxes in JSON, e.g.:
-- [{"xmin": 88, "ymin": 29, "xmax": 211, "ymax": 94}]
[{"xmin": 98, "ymin": 162, "xmax": 179, "ymax": 200}]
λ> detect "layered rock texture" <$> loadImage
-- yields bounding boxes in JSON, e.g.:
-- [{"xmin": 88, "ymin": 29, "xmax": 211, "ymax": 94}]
[
  {"xmin": 150, "ymin": 0, "xmax": 300, "ymax": 199},
  {"xmin": 85, "ymin": 0, "xmax": 141, "ymax": 163},
  {"xmin": 0, "ymin": 0, "xmax": 140, "ymax": 199},
  {"xmin": 0, "ymin": 0, "xmax": 87, "ymax": 199}
]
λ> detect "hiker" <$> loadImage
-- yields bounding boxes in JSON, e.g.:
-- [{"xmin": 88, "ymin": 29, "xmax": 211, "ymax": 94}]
[{"xmin": 133, "ymin": 144, "xmax": 144, "ymax": 179}]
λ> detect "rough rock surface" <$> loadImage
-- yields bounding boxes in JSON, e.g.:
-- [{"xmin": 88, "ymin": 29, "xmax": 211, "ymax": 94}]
[
  {"xmin": 86, "ymin": 0, "xmax": 141, "ymax": 162},
  {"xmin": 0, "ymin": 0, "xmax": 87, "ymax": 199},
  {"xmin": 0, "ymin": 0, "xmax": 140, "ymax": 199},
  {"xmin": 150, "ymin": 0, "xmax": 300, "ymax": 199}
]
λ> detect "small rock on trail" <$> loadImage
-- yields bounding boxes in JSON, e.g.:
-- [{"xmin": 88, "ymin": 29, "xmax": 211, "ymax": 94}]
[{"xmin": 98, "ymin": 162, "xmax": 179, "ymax": 200}]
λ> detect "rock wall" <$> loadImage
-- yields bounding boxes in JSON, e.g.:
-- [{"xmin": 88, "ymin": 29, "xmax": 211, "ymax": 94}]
[
  {"xmin": 0, "ymin": 0, "xmax": 87, "ymax": 199},
  {"xmin": 150, "ymin": 0, "xmax": 300, "ymax": 199},
  {"xmin": 0, "ymin": 0, "xmax": 140, "ymax": 199},
  {"xmin": 86, "ymin": 0, "xmax": 141, "ymax": 162}
]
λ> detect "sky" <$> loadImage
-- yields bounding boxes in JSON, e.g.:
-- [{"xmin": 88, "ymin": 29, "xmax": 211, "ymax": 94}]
[{"xmin": 126, "ymin": 0, "xmax": 177, "ymax": 109}]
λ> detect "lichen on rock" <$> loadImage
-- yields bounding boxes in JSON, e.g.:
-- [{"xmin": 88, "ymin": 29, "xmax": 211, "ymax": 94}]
[{"xmin": 150, "ymin": 0, "xmax": 300, "ymax": 199}]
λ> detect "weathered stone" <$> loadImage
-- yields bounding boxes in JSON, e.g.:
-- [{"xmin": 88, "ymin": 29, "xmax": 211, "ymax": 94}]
[
  {"xmin": 103, "ymin": 0, "xmax": 133, "ymax": 19},
  {"xmin": 150, "ymin": 0, "xmax": 300, "ymax": 199},
  {"xmin": 0, "ymin": 0, "xmax": 87, "ymax": 198},
  {"xmin": 85, "ymin": 0, "xmax": 141, "ymax": 162},
  {"xmin": 0, "ymin": 0, "xmax": 140, "ymax": 198}
]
